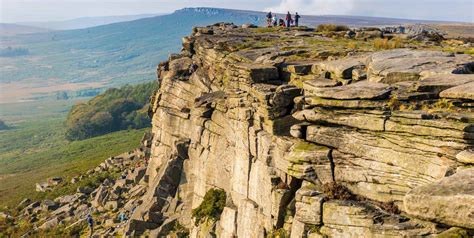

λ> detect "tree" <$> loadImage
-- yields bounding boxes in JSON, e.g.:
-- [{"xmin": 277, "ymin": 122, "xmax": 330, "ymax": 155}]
[{"xmin": 65, "ymin": 81, "xmax": 157, "ymax": 141}]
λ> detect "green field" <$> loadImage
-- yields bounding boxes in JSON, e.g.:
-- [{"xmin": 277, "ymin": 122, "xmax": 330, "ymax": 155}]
[{"xmin": 0, "ymin": 115, "xmax": 148, "ymax": 207}]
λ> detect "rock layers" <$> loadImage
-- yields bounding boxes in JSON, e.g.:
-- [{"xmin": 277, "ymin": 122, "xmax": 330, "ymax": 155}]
[
  {"xmin": 132, "ymin": 23, "xmax": 474, "ymax": 237},
  {"xmin": 10, "ymin": 23, "xmax": 473, "ymax": 237}
]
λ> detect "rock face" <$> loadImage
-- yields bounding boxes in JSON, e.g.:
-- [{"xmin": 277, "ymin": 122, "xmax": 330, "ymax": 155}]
[
  {"xmin": 404, "ymin": 168, "xmax": 474, "ymax": 229},
  {"xmin": 129, "ymin": 23, "xmax": 474, "ymax": 237},
  {"xmin": 11, "ymin": 24, "xmax": 473, "ymax": 237}
]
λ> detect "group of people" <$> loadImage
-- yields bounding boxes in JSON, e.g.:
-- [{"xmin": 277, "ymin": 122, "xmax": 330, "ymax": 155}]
[
  {"xmin": 266, "ymin": 11, "xmax": 300, "ymax": 28},
  {"xmin": 86, "ymin": 210, "xmax": 129, "ymax": 236}
]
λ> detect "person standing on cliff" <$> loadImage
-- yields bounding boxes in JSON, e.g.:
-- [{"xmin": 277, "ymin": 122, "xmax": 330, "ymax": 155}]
[
  {"xmin": 295, "ymin": 12, "xmax": 301, "ymax": 27},
  {"xmin": 266, "ymin": 12, "xmax": 273, "ymax": 27},
  {"xmin": 286, "ymin": 11, "xmax": 293, "ymax": 28}
]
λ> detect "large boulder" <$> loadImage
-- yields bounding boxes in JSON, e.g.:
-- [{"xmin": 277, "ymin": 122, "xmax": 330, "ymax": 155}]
[
  {"xmin": 91, "ymin": 185, "xmax": 109, "ymax": 208},
  {"xmin": 294, "ymin": 186, "xmax": 325, "ymax": 225},
  {"xmin": 40, "ymin": 200, "xmax": 59, "ymax": 212},
  {"xmin": 456, "ymin": 150, "xmax": 474, "ymax": 164},
  {"xmin": 411, "ymin": 74, "xmax": 474, "ymax": 94},
  {"xmin": 366, "ymin": 49, "xmax": 473, "ymax": 84},
  {"xmin": 38, "ymin": 217, "xmax": 60, "ymax": 230},
  {"xmin": 321, "ymin": 200, "xmax": 432, "ymax": 237},
  {"xmin": 165, "ymin": 57, "xmax": 193, "ymax": 80},
  {"xmin": 439, "ymin": 81, "xmax": 474, "ymax": 100},
  {"xmin": 403, "ymin": 168, "xmax": 474, "ymax": 229}
]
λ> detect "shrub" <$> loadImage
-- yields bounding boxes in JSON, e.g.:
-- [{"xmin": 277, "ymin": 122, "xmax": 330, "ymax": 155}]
[
  {"xmin": 322, "ymin": 182, "xmax": 354, "ymax": 200},
  {"xmin": 192, "ymin": 188, "xmax": 226, "ymax": 226},
  {"xmin": 373, "ymin": 37, "xmax": 404, "ymax": 50},
  {"xmin": 431, "ymin": 98, "xmax": 455, "ymax": 111},
  {"xmin": 172, "ymin": 222, "xmax": 190, "ymax": 238},
  {"xmin": 316, "ymin": 24, "xmax": 350, "ymax": 32},
  {"xmin": 380, "ymin": 201, "xmax": 400, "ymax": 214},
  {"xmin": 268, "ymin": 228, "xmax": 288, "ymax": 238}
]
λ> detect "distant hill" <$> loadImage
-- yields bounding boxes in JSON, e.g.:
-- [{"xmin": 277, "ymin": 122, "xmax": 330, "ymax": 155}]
[
  {"xmin": 299, "ymin": 14, "xmax": 445, "ymax": 27},
  {"xmin": 19, "ymin": 13, "xmax": 163, "ymax": 30},
  {"xmin": 0, "ymin": 23, "xmax": 50, "ymax": 36},
  {"xmin": 0, "ymin": 8, "xmax": 266, "ymax": 87},
  {"xmin": 0, "ymin": 8, "xmax": 452, "ymax": 92}
]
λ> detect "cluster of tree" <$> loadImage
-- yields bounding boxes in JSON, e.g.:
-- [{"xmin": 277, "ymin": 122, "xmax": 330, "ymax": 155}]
[
  {"xmin": 65, "ymin": 81, "xmax": 158, "ymax": 141},
  {"xmin": 0, "ymin": 47, "xmax": 30, "ymax": 57},
  {"xmin": 55, "ymin": 88, "xmax": 102, "ymax": 100}
]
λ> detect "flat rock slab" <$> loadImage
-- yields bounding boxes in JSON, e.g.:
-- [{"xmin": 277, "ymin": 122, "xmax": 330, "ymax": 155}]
[
  {"xmin": 411, "ymin": 74, "xmax": 474, "ymax": 94},
  {"xmin": 321, "ymin": 200, "xmax": 430, "ymax": 237},
  {"xmin": 439, "ymin": 81, "xmax": 474, "ymax": 100},
  {"xmin": 303, "ymin": 78, "xmax": 341, "ymax": 91},
  {"xmin": 403, "ymin": 168, "xmax": 474, "ymax": 229},
  {"xmin": 367, "ymin": 49, "xmax": 473, "ymax": 84},
  {"xmin": 456, "ymin": 150, "xmax": 474, "ymax": 164},
  {"xmin": 307, "ymin": 81, "xmax": 392, "ymax": 100}
]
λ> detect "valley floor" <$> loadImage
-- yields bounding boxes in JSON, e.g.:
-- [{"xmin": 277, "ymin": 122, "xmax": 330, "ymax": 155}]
[{"xmin": 0, "ymin": 115, "xmax": 147, "ymax": 207}]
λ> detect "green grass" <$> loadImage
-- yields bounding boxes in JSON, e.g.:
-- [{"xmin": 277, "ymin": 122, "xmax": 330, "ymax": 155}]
[
  {"xmin": 0, "ymin": 116, "xmax": 147, "ymax": 207},
  {"xmin": 0, "ymin": 98, "xmax": 87, "ymax": 124}
]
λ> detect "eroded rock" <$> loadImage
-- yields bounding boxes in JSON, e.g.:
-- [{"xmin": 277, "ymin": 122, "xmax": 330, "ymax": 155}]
[
  {"xmin": 403, "ymin": 168, "xmax": 474, "ymax": 229},
  {"xmin": 304, "ymin": 81, "xmax": 392, "ymax": 100},
  {"xmin": 440, "ymin": 81, "xmax": 474, "ymax": 100},
  {"xmin": 367, "ymin": 49, "xmax": 473, "ymax": 84}
]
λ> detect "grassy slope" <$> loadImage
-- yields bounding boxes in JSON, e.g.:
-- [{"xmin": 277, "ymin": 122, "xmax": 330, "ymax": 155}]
[{"xmin": 0, "ymin": 116, "xmax": 147, "ymax": 207}]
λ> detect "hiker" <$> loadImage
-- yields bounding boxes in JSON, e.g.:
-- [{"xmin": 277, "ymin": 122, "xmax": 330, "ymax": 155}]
[
  {"xmin": 119, "ymin": 212, "xmax": 127, "ymax": 223},
  {"xmin": 189, "ymin": 62, "xmax": 198, "ymax": 74},
  {"xmin": 86, "ymin": 214, "xmax": 94, "ymax": 236},
  {"xmin": 272, "ymin": 15, "xmax": 278, "ymax": 27},
  {"xmin": 286, "ymin": 11, "xmax": 293, "ymax": 27},
  {"xmin": 266, "ymin": 12, "xmax": 273, "ymax": 27},
  {"xmin": 295, "ymin": 12, "xmax": 301, "ymax": 27},
  {"xmin": 279, "ymin": 19, "xmax": 286, "ymax": 27}
]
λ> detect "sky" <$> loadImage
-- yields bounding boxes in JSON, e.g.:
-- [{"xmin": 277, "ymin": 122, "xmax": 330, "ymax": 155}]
[{"xmin": 0, "ymin": 0, "xmax": 473, "ymax": 23}]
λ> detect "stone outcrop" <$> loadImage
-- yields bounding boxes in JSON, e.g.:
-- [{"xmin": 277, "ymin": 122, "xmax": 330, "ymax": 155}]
[
  {"xmin": 126, "ymin": 23, "xmax": 474, "ymax": 237},
  {"xmin": 404, "ymin": 168, "xmax": 474, "ymax": 229},
  {"xmin": 366, "ymin": 49, "xmax": 473, "ymax": 83},
  {"xmin": 8, "ymin": 23, "xmax": 474, "ymax": 237}
]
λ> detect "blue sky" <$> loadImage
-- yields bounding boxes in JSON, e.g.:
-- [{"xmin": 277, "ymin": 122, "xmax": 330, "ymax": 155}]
[{"xmin": 0, "ymin": 0, "xmax": 473, "ymax": 23}]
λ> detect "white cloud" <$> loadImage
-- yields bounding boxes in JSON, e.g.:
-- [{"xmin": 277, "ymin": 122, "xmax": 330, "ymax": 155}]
[{"xmin": 265, "ymin": 0, "xmax": 355, "ymax": 15}]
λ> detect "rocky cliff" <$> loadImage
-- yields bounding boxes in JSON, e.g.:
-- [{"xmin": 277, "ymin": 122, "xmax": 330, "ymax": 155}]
[
  {"xmin": 7, "ymin": 23, "xmax": 473, "ymax": 238},
  {"xmin": 125, "ymin": 23, "xmax": 474, "ymax": 237}
]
